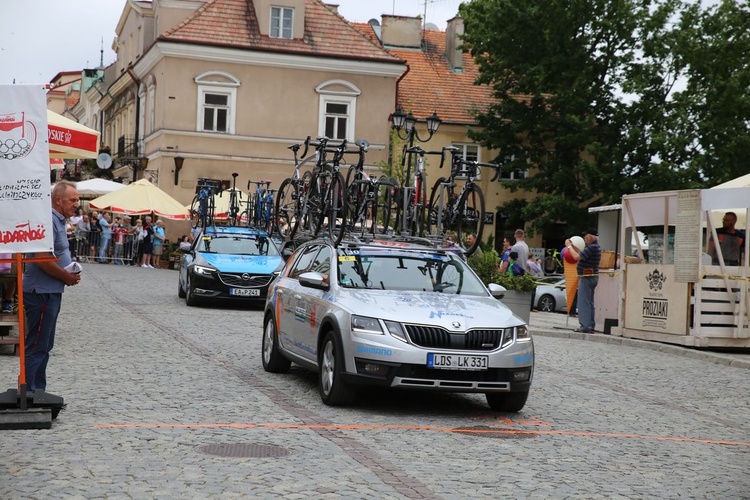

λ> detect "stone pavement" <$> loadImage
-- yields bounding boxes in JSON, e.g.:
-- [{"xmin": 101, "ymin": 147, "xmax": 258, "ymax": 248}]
[
  {"xmin": 0, "ymin": 263, "xmax": 748, "ymax": 498},
  {"xmin": 529, "ymin": 311, "xmax": 750, "ymax": 369}
]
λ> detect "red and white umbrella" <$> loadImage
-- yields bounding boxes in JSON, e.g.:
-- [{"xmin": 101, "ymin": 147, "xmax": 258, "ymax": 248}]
[{"xmin": 47, "ymin": 109, "xmax": 100, "ymax": 159}]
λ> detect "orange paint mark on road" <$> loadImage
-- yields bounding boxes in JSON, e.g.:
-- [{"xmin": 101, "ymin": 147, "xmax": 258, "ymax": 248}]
[{"xmin": 92, "ymin": 422, "xmax": 750, "ymax": 447}]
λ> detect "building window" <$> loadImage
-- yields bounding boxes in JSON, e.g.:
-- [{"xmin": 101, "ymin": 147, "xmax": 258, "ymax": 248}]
[
  {"xmin": 497, "ymin": 153, "xmax": 526, "ymax": 180},
  {"xmin": 315, "ymin": 80, "xmax": 360, "ymax": 142},
  {"xmin": 323, "ymin": 101, "xmax": 350, "ymax": 140},
  {"xmin": 201, "ymin": 92, "xmax": 230, "ymax": 132},
  {"xmin": 270, "ymin": 7, "xmax": 293, "ymax": 39},
  {"xmin": 452, "ymin": 143, "xmax": 480, "ymax": 179},
  {"xmin": 194, "ymin": 72, "xmax": 240, "ymax": 135}
]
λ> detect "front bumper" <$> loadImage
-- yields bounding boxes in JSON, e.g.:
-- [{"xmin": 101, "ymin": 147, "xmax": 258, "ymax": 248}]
[{"xmin": 190, "ymin": 272, "xmax": 272, "ymax": 301}]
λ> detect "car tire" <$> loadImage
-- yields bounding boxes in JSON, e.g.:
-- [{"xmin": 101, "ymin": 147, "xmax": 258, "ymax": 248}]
[
  {"xmin": 262, "ymin": 314, "xmax": 291, "ymax": 373},
  {"xmin": 486, "ymin": 390, "xmax": 529, "ymax": 412},
  {"xmin": 185, "ymin": 274, "xmax": 200, "ymax": 307},
  {"xmin": 178, "ymin": 277, "xmax": 186, "ymax": 298},
  {"xmin": 538, "ymin": 294, "xmax": 555, "ymax": 312},
  {"xmin": 318, "ymin": 330, "xmax": 356, "ymax": 406}
]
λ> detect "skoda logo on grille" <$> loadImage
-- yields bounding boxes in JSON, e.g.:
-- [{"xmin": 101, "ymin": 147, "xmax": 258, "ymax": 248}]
[
  {"xmin": 451, "ymin": 321, "xmax": 461, "ymax": 329},
  {"xmin": 241, "ymin": 273, "xmax": 251, "ymax": 281}
]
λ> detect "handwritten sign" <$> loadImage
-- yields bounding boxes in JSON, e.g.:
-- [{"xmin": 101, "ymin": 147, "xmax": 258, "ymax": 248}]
[{"xmin": 0, "ymin": 85, "xmax": 53, "ymax": 252}]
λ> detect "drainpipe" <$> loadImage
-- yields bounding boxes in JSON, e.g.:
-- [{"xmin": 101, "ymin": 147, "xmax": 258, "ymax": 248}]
[{"xmin": 126, "ymin": 66, "xmax": 141, "ymax": 182}]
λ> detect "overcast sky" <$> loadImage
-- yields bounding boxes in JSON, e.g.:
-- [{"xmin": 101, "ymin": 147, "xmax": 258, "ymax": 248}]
[{"xmin": 0, "ymin": 0, "xmax": 464, "ymax": 85}]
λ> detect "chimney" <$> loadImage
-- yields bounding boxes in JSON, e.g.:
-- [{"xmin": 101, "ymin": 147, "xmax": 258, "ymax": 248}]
[
  {"xmin": 325, "ymin": 3, "xmax": 339, "ymax": 14},
  {"xmin": 445, "ymin": 16, "xmax": 464, "ymax": 71},
  {"xmin": 381, "ymin": 15, "xmax": 422, "ymax": 49}
]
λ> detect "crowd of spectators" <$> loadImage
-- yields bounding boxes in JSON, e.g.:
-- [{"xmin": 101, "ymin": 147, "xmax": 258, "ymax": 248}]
[{"xmin": 65, "ymin": 211, "xmax": 171, "ymax": 268}]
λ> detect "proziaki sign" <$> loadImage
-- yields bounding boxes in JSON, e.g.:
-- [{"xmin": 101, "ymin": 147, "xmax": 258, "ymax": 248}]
[
  {"xmin": 624, "ymin": 264, "xmax": 688, "ymax": 335},
  {"xmin": 0, "ymin": 85, "xmax": 54, "ymax": 253}
]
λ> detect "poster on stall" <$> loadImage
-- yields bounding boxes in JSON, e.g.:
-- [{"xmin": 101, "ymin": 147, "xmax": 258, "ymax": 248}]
[
  {"xmin": 0, "ymin": 85, "xmax": 54, "ymax": 253},
  {"xmin": 624, "ymin": 263, "xmax": 689, "ymax": 335}
]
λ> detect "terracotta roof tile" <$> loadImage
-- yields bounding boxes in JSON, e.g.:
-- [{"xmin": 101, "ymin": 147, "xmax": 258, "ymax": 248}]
[
  {"xmin": 160, "ymin": 0, "xmax": 402, "ymax": 64},
  {"xmin": 353, "ymin": 23, "xmax": 494, "ymax": 125}
]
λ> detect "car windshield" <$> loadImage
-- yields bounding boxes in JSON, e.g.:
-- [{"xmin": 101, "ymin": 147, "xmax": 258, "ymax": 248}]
[
  {"xmin": 337, "ymin": 248, "xmax": 488, "ymax": 296},
  {"xmin": 198, "ymin": 235, "xmax": 278, "ymax": 256}
]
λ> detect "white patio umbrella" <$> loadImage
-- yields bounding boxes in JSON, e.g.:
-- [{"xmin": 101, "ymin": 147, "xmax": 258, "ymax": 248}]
[{"xmin": 76, "ymin": 178, "xmax": 126, "ymax": 197}]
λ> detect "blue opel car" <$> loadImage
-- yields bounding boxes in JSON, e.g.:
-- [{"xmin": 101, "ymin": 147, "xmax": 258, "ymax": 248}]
[{"xmin": 178, "ymin": 226, "xmax": 283, "ymax": 306}]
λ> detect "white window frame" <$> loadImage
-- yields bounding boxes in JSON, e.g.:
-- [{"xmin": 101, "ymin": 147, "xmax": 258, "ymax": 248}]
[
  {"xmin": 452, "ymin": 143, "xmax": 481, "ymax": 179},
  {"xmin": 497, "ymin": 153, "xmax": 526, "ymax": 180},
  {"xmin": 147, "ymin": 83, "xmax": 155, "ymax": 135},
  {"xmin": 270, "ymin": 6, "xmax": 294, "ymax": 39},
  {"xmin": 316, "ymin": 80, "xmax": 360, "ymax": 142},
  {"xmin": 194, "ymin": 72, "xmax": 240, "ymax": 135}
]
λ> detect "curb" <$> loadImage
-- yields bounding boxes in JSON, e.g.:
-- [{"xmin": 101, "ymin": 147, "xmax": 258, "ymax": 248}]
[{"xmin": 531, "ymin": 327, "xmax": 750, "ymax": 370}]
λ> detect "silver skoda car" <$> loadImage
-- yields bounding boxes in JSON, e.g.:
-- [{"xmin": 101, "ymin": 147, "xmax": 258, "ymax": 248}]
[{"xmin": 262, "ymin": 237, "xmax": 534, "ymax": 411}]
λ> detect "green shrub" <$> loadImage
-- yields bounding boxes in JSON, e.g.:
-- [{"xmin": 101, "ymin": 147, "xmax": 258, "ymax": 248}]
[{"xmin": 467, "ymin": 249, "xmax": 537, "ymax": 292}]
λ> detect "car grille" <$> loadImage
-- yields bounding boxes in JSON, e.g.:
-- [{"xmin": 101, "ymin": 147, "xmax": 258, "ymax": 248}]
[
  {"xmin": 405, "ymin": 325, "xmax": 510, "ymax": 351},
  {"xmin": 218, "ymin": 273, "xmax": 273, "ymax": 288}
]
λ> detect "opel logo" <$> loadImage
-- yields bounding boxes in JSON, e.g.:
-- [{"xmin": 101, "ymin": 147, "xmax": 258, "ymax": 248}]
[
  {"xmin": 242, "ymin": 273, "xmax": 250, "ymax": 281},
  {"xmin": 451, "ymin": 321, "xmax": 461, "ymax": 329}
]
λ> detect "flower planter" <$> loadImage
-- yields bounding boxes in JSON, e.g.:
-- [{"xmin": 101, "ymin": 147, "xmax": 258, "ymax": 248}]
[{"xmin": 499, "ymin": 290, "xmax": 532, "ymax": 324}]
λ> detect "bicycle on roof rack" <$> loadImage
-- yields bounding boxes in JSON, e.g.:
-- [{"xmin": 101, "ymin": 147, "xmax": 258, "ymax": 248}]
[
  {"xmin": 342, "ymin": 140, "xmax": 400, "ymax": 238},
  {"xmin": 218, "ymin": 172, "xmax": 242, "ymax": 226},
  {"xmin": 190, "ymin": 177, "xmax": 222, "ymax": 229},
  {"xmin": 275, "ymin": 137, "xmax": 317, "ymax": 239},
  {"xmin": 426, "ymin": 146, "xmax": 499, "ymax": 256},
  {"xmin": 302, "ymin": 136, "xmax": 349, "ymax": 246},
  {"xmin": 392, "ymin": 144, "xmax": 448, "ymax": 238},
  {"xmin": 246, "ymin": 179, "xmax": 275, "ymax": 232}
]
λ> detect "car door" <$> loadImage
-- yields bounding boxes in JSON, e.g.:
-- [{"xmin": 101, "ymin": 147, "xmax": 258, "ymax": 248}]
[
  {"xmin": 277, "ymin": 245, "xmax": 321, "ymax": 358},
  {"xmin": 295, "ymin": 245, "xmax": 332, "ymax": 357}
]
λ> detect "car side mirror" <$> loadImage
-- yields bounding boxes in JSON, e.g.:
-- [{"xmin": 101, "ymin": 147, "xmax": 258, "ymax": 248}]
[
  {"xmin": 282, "ymin": 248, "xmax": 294, "ymax": 261},
  {"xmin": 299, "ymin": 271, "xmax": 329, "ymax": 291},
  {"xmin": 488, "ymin": 283, "xmax": 506, "ymax": 299}
]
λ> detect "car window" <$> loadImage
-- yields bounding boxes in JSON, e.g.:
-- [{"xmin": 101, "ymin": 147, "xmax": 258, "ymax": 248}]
[
  {"xmin": 337, "ymin": 249, "xmax": 487, "ymax": 296},
  {"xmin": 289, "ymin": 245, "xmax": 321, "ymax": 279},
  {"xmin": 198, "ymin": 235, "xmax": 278, "ymax": 256}
]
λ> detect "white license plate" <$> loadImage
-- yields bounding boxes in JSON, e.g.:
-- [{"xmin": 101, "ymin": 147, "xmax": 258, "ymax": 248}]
[
  {"xmin": 230, "ymin": 288, "xmax": 260, "ymax": 296},
  {"xmin": 427, "ymin": 353, "xmax": 488, "ymax": 370}
]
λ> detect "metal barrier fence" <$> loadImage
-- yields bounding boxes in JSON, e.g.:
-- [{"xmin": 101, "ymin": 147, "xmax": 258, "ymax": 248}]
[{"xmin": 68, "ymin": 230, "xmax": 145, "ymax": 265}]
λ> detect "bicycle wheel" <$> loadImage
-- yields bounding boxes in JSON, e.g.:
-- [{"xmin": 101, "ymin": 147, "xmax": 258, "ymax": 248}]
[
  {"xmin": 436, "ymin": 259, "xmax": 464, "ymax": 294},
  {"xmin": 372, "ymin": 176, "xmax": 398, "ymax": 235},
  {"xmin": 327, "ymin": 172, "xmax": 347, "ymax": 246},
  {"xmin": 455, "ymin": 185, "xmax": 485, "ymax": 256},
  {"xmin": 427, "ymin": 177, "xmax": 451, "ymax": 237},
  {"xmin": 408, "ymin": 173, "xmax": 428, "ymax": 237},
  {"xmin": 543, "ymin": 255, "xmax": 558, "ymax": 274},
  {"xmin": 343, "ymin": 172, "xmax": 368, "ymax": 236},
  {"xmin": 275, "ymin": 178, "xmax": 297, "ymax": 238},
  {"xmin": 308, "ymin": 172, "xmax": 329, "ymax": 236}
]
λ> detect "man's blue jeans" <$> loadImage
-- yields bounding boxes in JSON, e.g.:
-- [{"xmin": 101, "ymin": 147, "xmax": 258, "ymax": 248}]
[
  {"xmin": 24, "ymin": 292, "xmax": 62, "ymax": 391},
  {"xmin": 99, "ymin": 236, "xmax": 111, "ymax": 261},
  {"xmin": 577, "ymin": 276, "xmax": 598, "ymax": 331}
]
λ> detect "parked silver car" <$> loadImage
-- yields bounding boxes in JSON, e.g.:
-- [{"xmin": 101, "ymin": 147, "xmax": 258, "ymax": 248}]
[
  {"xmin": 262, "ymin": 238, "xmax": 534, "ymax": 411},
  {"xmin": 533, "ymin": 276, "xmax": 568, "ymax": 313}
]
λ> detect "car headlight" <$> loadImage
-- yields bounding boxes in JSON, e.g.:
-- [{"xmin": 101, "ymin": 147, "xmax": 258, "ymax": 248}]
[
  {"xmin": 383, "ymin": 320, "xmax": 408, "ymax": 343},
  {"xmin": 516, "ymin": 325, "xmax": 531, "ymax": 341},
  {"xmin": 351, "ymin": 315, "xmax": 383, "ymax": 335},
  {"xmin": 193, "ymin": 264, "xmax": 216, "ymax": 276}
]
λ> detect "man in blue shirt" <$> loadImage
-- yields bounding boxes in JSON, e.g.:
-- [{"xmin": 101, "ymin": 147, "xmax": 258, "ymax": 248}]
[
  {"xmin": 565, "ymin": 227, "xmax": 602, "ymax": 333},
  {"xmin": 24, "ymin": 181, "xmax": 82, "ymax": 393},
  {"xmin": 98, "ymin": 212, "xmax": 112, "ymax": 263}
]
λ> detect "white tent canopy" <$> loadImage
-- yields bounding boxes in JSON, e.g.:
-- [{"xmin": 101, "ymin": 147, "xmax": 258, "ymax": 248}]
[{"xmin": 75, "ymin": 178, "xmax": 126, "ymax": 197}]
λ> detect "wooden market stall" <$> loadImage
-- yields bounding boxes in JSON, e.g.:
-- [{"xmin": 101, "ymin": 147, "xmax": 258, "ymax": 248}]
[{"xmin": 612, "ymin": 188, "xmax": 750, "ymax": 348}]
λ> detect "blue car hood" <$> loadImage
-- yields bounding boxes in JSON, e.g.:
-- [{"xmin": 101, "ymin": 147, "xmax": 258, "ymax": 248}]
[{"xmin": 198, "ymin": 252, "xmax": 281, "ymax": 274}]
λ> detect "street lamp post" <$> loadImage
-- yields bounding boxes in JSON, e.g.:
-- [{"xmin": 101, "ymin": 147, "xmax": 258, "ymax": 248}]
[{"xmin": 391, "ymin": 107, "xmax": 442, "ymax": 235}]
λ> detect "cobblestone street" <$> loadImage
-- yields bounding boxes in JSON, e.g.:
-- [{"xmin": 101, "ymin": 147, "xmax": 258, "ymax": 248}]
[{"xmin": 1, "ymin": 263, "xmax": 748, "ymax": 498}]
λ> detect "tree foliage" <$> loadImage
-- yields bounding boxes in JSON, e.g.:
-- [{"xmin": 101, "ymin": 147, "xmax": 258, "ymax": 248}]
[{"xmin": 459, "ymin": 0, "xmax": 750, "ymax": 233}]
